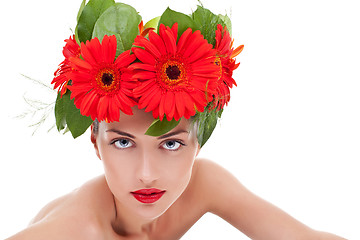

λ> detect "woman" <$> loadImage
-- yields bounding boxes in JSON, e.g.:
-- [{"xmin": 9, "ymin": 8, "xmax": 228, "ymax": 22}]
[
  {"xmin": 7, "ymin": 107, "xmax": 346, "ymax": 240},
  {"xmin": 4, "ymin": 0, "xmax": 349, "ymax": 239}
]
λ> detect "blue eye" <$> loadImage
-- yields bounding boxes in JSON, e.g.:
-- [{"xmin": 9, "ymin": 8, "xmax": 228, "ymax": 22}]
[
  {"xmin": 113, "ymin": 139, "xmax": 133, "ymax": 149},
  {"xmin": 162, "ymin": 140, "xmax": 183, "ymax": 151}
]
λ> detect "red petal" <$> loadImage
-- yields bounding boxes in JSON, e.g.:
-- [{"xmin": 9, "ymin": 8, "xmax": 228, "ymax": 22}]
[
  {"xmin": 115, "ymin": 50, "xmax": 136, "ymax": 69},
  {"xmin": 231, "ymin": 45, "xmax": 244, "ymax": 59},
  {"xmin": 163, "ymin": 28, "xmax": 177, "ymax": 56},
  {"xmin": 215, "ymin": 25, "xmax": 223, "ymax": 49},
  {"xmin": 149, "ymin": 30, "xmax": 167, "ymax": 55},
  {"xmin": 97, "ymin": 96, "xmax": 109, "ymax": 121},
  {"xmin": 164, "ymin": 91, "xmax": 175, "ymax": 119},
  {"xmin": 118, "ymin": 91, "xmax": 136, "ymax": 107},
  {"xmin": 177, "ymin": 28, "xmax": 192, "ymax": 53},
  {"xmin": 137, "ymin": 83, "xmax": 157, "ymax": 100},
  {"xmin": 104, "ymin": 35, "xmax": 117, "ymax": 62},
  {"xmin": 135, "ymin": 35, "xmax": 162, "ymax": 59},
  {"xmin": 91, "ymin": 37, "xmax": 105, "ymax": 63},
  {"xmin": 191, "ymin": 90, "xmax": 207, "ymax": 107},
  {"xmin": 151, "ymin": 108, "xmax": 159, "ymax": 119},
  {"xmin": 175, "ymin": 93, "xmax": 185, "ymax": 118},
  {"xmin": 159, "ymin": 95, "xmax": 166, "ymax": 121},
  {"xmin": 81, "ymin": 92, "xmax": 99, "ymax": 118},
  {"xmin": 129, "ymin": 63, "xmax": 156, "ymax": 72},
  {"xmin": 81, "ymin": 41, "xmax": 98, "ymax": 66},
  {"xmin": 134, "ymin": 80, "xmax": 156, "ymax": 96},
  {"xmin": 133, "ymin": 71, "xmax": 156, "ymax": 80},
  {"xmin": 132, "ymin": 47, "xmax": 156, "ymax": 65},
  {"xmin": 182, "ymin": 31, "xmax": 204, "ymax": 58},
  {"xmin": 116, "ymin": 94, "xmax": 134, "ymax": 115},
  {"xmin": 167, "ymin": 94, "xmax": 176, "ymax": 121},
  {"xmin": 108, "ymin": 98, "xmax": 120, "ymax": 121},
  {"xmin": 143, "ymin": 89, "xmax": 162, "ymax": 112},
  {"xmin": 180, "ymin": 92, "xmax": 196, "ymax": 116},
  {"xmin": 69, "ymin": 56, "xmax": 92, "ymax": 71},
  {"xmin": 188, "ymin": 44, "xmax": 215, "ymax": 63},
  {"xmin": 171, "ymin": 23, "xmax": 178, "ymax": 40}
]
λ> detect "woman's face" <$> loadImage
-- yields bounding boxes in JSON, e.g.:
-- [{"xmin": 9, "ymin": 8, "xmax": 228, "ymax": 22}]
[{"xmin": 93, "ymin": 108, "xmax": 200, "ymax": 220}]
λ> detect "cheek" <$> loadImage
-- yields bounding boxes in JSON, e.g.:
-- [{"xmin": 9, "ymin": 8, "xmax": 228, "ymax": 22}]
[
  {"xmin": 99, "ymin": 147, "xmax": 136, "ymax": 195},
  {"xmin": 163, "ymin": 152, "xmax": 196, "ymax": 192},
  {"xmin": 167, "ymin": 141, "xmax": 197, "ymax": 178}
]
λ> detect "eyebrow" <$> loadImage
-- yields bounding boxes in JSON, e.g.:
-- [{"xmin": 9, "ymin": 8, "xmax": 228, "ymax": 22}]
[
  {"xmin": 106, "ymin": 129, "xmax": 136, "ymax": 139},
  {"xmin": 106, "ymin": 129, "xmax": 189, "ymax": 140},
  {"xmin": 157, "ymin": 130, "xmax": 189, "ymax": 140}
]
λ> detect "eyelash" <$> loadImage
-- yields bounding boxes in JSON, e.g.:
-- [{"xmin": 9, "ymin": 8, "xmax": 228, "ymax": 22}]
[
  {"xmin": 160, "ymin": 139, "xmax": 186, "ymax": 151},
  {"xmin": 109, "ymin": 138, "xmax": 186, "ymax": 151},
  {"xmin": 110, "ymin": 138, "xmax": 134, "ymax": 150}
]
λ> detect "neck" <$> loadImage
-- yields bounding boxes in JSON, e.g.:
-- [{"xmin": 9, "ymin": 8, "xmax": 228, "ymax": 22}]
[{"xmin": 111, "ymin": 196, "xmax": 159, "ymax": 237}]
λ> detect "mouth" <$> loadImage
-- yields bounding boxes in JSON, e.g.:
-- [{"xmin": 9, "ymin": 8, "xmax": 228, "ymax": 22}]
[{"xmin": 131, "ymin": 188, "xmax": 166, "ymax": 204}]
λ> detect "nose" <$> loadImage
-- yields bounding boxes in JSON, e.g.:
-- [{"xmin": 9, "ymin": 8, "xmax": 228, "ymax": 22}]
[{"xmin": 136, "ymin": 150, "xmax": 159, "ymax": 185}]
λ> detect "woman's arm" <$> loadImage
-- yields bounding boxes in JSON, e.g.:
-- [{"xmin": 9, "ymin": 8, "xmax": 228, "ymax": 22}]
[{"xmin": 195, "ymin": 159, "xmax": 346, "ymax": 240}]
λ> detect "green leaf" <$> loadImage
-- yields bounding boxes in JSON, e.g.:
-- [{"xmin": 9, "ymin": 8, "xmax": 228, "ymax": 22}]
[
  {"xmin": 75, "ymin": 0, "xmax": 87, "ymax": 44},
  {"xmin": 159, "ymin": 7, "xmax": 198, "ymax": 37},
  {"xmin": 65, "ymin": 97, "xmax": 93, "ymax": 138},
  {"xmin": 192, "ymin": 5, "xmax": 225, "ymax": 46},
  {"xmin": 219, "ymin": 14, "xmax": 232, "ymax": 35},
  {"xmin": 92, "ymin": 3, "xmax": 141, "ymax": 56},
  {"xmin": 54, "ymin": 91, "xmax": 93, "ymax": 138},
  {"xmin": 196, "ymin": 109, "xmax": 221, "ymax": 147},
  {"xmin": 54, "ymin": 92, "xmax": 67, "ymax": 131},
  {"xmin": 144, "ymin": 16, "xmax": 160, "ymax": 32},
  {"xmin": 75, "ymin": 0, "xmax": 115, "ymax": 43},
  {"xmin": 145, "ymin": 118, "xmax": 180, "ymax": 137},
  {"xmin": 76, "ymin": 0, "xmax": 87, "ymax": 22}
]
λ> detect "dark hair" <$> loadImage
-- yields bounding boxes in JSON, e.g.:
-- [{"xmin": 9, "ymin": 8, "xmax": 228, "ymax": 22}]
[{"xmin": 92, "ymin": 119, "xmax": 100, "ymax": 135}]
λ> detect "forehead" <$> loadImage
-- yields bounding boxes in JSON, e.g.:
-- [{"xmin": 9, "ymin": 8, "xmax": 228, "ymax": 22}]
[{"xmin": 98, "ymin": 108, "xmax": 193, "ymax": 136}]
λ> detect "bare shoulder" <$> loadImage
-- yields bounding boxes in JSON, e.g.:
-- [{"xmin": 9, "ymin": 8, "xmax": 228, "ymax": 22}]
[
  {"xmin": 6, "ymin": 175, "xmax": 113, "ymax": 240},
  {"xmin": 190, "ymin": 158, "xmax": 243, "ymax": 191},
  {"xmin": 189, "ymin": 158, "xmax": 246, "ymax": 212},
  {"xmin": 192, "ymin": 158, "xmax": 238, "ymax": 182},
  {"xmin": 190, "ymin": 159, "xmax": 347, "ymax": 240}
]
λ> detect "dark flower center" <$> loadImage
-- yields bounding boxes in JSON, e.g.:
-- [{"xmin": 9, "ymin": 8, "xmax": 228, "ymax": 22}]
[
  {"xmin": 158, "ymin": 58, "xmax": 187, "ymax": 89},
  {"xmin": 166, "ymin": 65, "xmax": 181, "ymax": 80},
  {"xmin": 95, "ymin": 68, "xmax": 119, "ymax": 94},
  {"xmin": 101, "ymin": 73, "xmax": 114, "ymax": 86}
]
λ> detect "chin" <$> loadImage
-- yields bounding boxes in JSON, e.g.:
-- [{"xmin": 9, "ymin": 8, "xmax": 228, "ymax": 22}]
[
  {"xmin": 131, "ymin": 195, "xmax": 176, "ymax": 220},
  {"xmin": 132, "ymin": 203, "xmax": 170, "ymax": 220}
]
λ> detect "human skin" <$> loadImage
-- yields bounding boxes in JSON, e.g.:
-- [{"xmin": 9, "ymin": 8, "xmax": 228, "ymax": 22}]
[
  {"xmin": 6, "ymin": 108, "xmax": 347, "ymax": 240},
  {"xmin": 93, "ymin": 107, "xmax": 200, "ymax": 233}
]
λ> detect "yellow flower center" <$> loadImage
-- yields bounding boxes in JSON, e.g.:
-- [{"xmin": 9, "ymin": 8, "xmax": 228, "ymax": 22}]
[{"xmin": 214, "ymin": 56, "xmax": 223, "ymax": 80}]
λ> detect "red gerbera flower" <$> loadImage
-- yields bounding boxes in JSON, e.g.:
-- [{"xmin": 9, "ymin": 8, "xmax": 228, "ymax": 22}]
[
  {"xmin": 51, "ymin": 35, "xmax": 80, "ymax": 96},
  {"xmin": 131, "ymin": 23, "xmax": 219, "ymax": 121},
  {"xmin": 68, "ymin": 35, "xmax": 137, "ymax": 122},
  {"xmin": 212, "ymin": 24, "xmax": 244, "ymax": 110}
]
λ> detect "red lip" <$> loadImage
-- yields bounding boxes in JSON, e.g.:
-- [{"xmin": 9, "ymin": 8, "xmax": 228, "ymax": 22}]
[{"xmin": 131, "ymin": 188, "xmax": 166, "ymax": 204}]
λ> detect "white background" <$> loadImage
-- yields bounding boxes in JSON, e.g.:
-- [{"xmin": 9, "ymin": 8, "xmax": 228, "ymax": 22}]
[{"xmin": 1, "ymin": 0, "xmax": 359, "ymax": 239}]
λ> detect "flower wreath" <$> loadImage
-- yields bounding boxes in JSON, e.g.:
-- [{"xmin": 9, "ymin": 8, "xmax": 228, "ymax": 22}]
[{"xmin": 52, "ymin": 0, "xmax": 244, "ymax": 147}]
